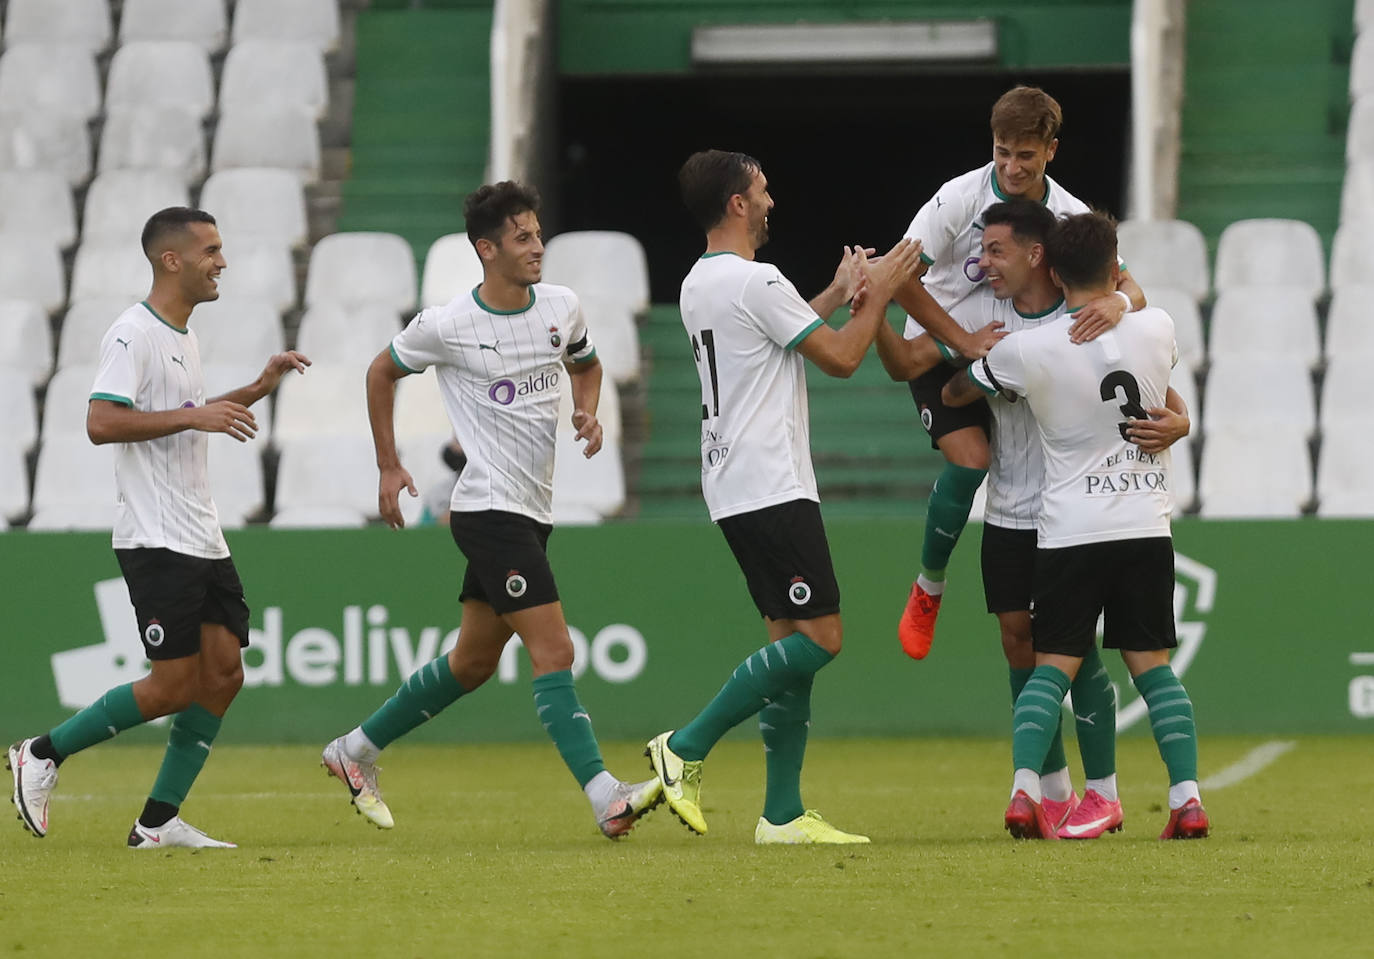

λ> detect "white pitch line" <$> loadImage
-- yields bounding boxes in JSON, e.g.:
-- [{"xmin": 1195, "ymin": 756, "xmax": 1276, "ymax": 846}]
[
  {"xmin": 1199, "ymin": 739, "xmax": 1297, "ymax": 791},
  {"xmin": 1349, "ymin": 652, "xmax": 1374, "ymax": 666},
  {"xmin": 59, "ymin": 792, "xmax": 338, "ymax": 802}
]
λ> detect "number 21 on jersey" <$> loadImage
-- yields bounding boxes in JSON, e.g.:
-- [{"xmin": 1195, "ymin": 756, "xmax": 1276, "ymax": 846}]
[{"xmin": 692, "ymin": 329, "xmax": 720, "ymax": 421}]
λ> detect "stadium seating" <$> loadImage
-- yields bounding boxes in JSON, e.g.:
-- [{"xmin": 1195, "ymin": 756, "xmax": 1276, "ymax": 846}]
[
  {"xmin": 394, "ymin": 368, "xmax": 452, "ymax": 441},
  {"xmin": 0, "ymin": 44, "xmax": 102, "ymax": 120},
  {"xmin": 40, "ymin": 366, "xmax": 98, "ymax": 439},
  {"xmin": 1170, "ymin": 360, "xmax": 1200, "ymax": 427},
  {"xmin": 0, "ymin": 111, "xmax": 92, "ymax": 186},
  {"xmin": 215, "ymin": 235, "xmax": 297, "ymax": 312},
  {"xmin": 269, "ymin": 505, "xmax": 369, "ymax": 529},
  {"xmin": 70, "ymin": 241, "xmax": 152, "ymax": 304},
  {"xmin": 1170, "ymin": 435, "xmax": 1197, "ymax": 515},
  {"xmin": 1324, "ymin": 286, "xmax": 1374, "ymax": 360},
  {"xmin": 541, "ymin": 231, "xmax": 651, "ymax": 316},
  {"xmin": 0, "ymin": 441, "xmax": 28, "ymax": 521},
  {"xmin": 0, "ymin": 233, "xmax": 65, "ymax": 314},
  {"xmin": 99, "ymin": 106, "xmax": 206, "ymax": 184},
  {"xmin": 192, "ymin": 297, "xmax": 286, "ymax": 368},
  {"xmin": 207, "ymin": 433, "xmax": 265, "ymax": 528},
  {"xmin": 231, "ymin": 0, "xmax": 341, "ymax": 53},
  {"xmin": 82, "ymin": 169, "xmax": 190, "ymax": 245},
  {"xmin": 578, "ymin": 294, "xmax": 642, "ymax": 385},
  {"xmin": 1316, "ymin": 433, "xmax": 1374, "ymax": 517},
  {"xmin": 556, "ymin": 356, "xmax": 623, "ymax": 442},
  {"xmin": 211, "ymin": 108, "xmax": 322, "ymax": 183},
  {"xmin": 272, "ymin": 435, "xmax": 379, "ymax": 524},
  {"xmin": 274, "ymin": 367, "xmax": 371, "ymax": 441},
  {"xmin": 201, "ymin": 362, "xmax": 275, "ymax": 443},
  {"xmin": 1213, "ymin": 218, "xmax": 1326, "ymax": 300},
  {"xmin": 220, "ymin": 42, "xmax": 329, "ymax": 120},
  {"xmin": 552, "ymin": 437, "xmax": 625, "ymax": 523},
  {"xmin": 0, "ymin": 375, "xmax": 38, "ymax": 454},
  {"xmin": 294, "ymin": 301, "xmax": 400, "ymax": 369},
  {"xmin": 28, "ymin": 434, "xmax": 117, "ymax": 529},
  {"xmin": 1201, "ymin": 355, "xmax": 1316, "ymax": 440},
  {"xmin": 4, "ymin": 0, "xmax": 111, "ymax": 52},
  {"xmin": 200, "ymin": 169, "xmax": 309, "ymax": 249},
  {"xmin": 1206, "ymin": 286, "xmax": 1321, "ymax": 369},
  {"xmin": 1117, "ymin": 219, "xmax": 1210, "ymax": 301},
  {"xmin": 1360, "ymin": 0, "xmax": 1374, "ymax": 32},
  {"xmin": 106, "ymin": 41, "xmax": 215, "ymax": 120},
  {"xmin": 1326, "ymin": 224, "xmax": 1374, "ymax": 290},
  {"xmin": 1198, "ymin": 430, "xmax": 1312, "ymax": 518},
  {"xmin": 0, "ymin": 170, "xmax": 77, "ymax": 250},
  {"xmin": 304, "ymin": 232, "xmax": 417, "ymax": 313},
  {"xmin": 1320, "ymin": 357, "xmax": 1364, "ymax": 434},
  {"xmin": 420, "ymin": 233, "xmax": 484, "ymax": 308},
  {"xmin": 396, "ymin": 433, "xmax": 458, "ymax": 525},
  {"xmin": 56, "ymin": 299, "xmax": 131, "ymax": 371},
  {"xmin": 1347, "ymin": 97, "xmax": 1374, "ymax": 165},
  {"xmin": 119, "ymin": 0, "xmax": 228, "ymax": 53},
  {"xmin": 1353, "ymin": 30, "xmax": 1374, "ymax": 100},
  {"xmin": 1139, "ymin": 286, "xmax": 1205, "ymax": 372},
  {"xmin": 1339, "ymin": 160, "xmax": 1374, "ymax": 223},
  {"xmin": 0, "ymin": 298, "xmax": 53, "ymax": 386}
]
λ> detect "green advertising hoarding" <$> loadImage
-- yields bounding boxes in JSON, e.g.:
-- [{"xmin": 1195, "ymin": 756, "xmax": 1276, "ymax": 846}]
[{"xmin": 2, "ymin": 518, "xmax": 1371, "ymax": 745}]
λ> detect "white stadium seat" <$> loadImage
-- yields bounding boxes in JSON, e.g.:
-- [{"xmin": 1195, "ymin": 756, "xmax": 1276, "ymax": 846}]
[
  {"xmin": 578, "ymin": 295, "xmax": 641, "ymax": 384},
  {"xmin": 4, "ymin": 0, "xmax": 111, "ymax": 53},
  {"xmin": 396, "ymin": 432, "xmax": 458, "ymax": 527},
  {"xmin": 70, "ymin": 241, "xmax": 152, "ymax": 304},
  {"xmin": 81, "ymin": 169, "xmax": 190, "ymax": 245},
  {"xmin": 274, "ymin": 367, "xmax": 371, "ymax": 441},
  {"xmin": 420, "ymin": 233, "xmax": 484, "ymax": 308},
  {"xmin": 1340, "ymin": 160, "xmax": 1374, "ymax": 223},
  {"xmin": 199, "ymin": 168, "xmax": 309, "ymax": 248},
  {"xmin": 191, "ymin": 297, "xmax": 285, "ymax": 368},
  {"xmin": 41, "ymin": 365, "xmax": 98, "ymax": 439},
  {"xmin": 220, "ymin": 41, "xmax": 329, "ymax": 120},
  {"xmin": 1347, "ymin": 97, "xmax": 1374, "ymax": 167},
  {"xmin": 0, "ymin": 233, "xmax": 64, "ymax": 313},
  {"xmin": 232, "ymin": 0, "xmax": 341, "ymax": 53},
  {"xmin": 1144, "ymin": 286, "xmax": 1206, "ymax": 373},
  {"xmin": 1320, "ymin": 357, "xmax": 1366, "ymax": 434},
  {"xmin": 207, "ymin": 433, "xmax": 264, "ymax": 528},
  {"xmin": 1170, "ymin": 435, "xmax": 1197, "ymax": 515},
  {"xmin": 0, "ymin": 439, "xmax": 28, "ymax": 521},
  {"xmin": 1354, "ymin": 31, "xmax": 1374, "ymax": 100},
  {"xmin": 1316, "ymin": 433, "xmax": 1374, "ymax": 517},
  {"xmin": 294, "ymin": 302, "xmax": 400, "ymax": 370},
  {"xmin": 0, "ymin": 110, "xmax": 92, "ymax": 186},
  {"xmin": 552, "ymin": 439, "xmax": 625, "ymax": 524},
  {"xmin": 119, "ymin": 0, "xmax": 228, "ymax": 53},
  {"xmin": 1327, "ymin": 224, "xmax": 1374, "ymax": 291},
  {"xmin": 269, "ymin": 505, "xmax": 369, "ymax": 529},
  {"xmin": 106, "ymin": 41, "xmax": 215, "ymax": 120},
  {"xmin": 0, "ymin": 44, "xmax": 102, "ymax": 120},
  {"xmin": 56, "ymin": 300, "xmax": 129, "ymax": 371},
  {"xmin": 541, "ymin": 231, "xmax": 651, "ymax": 315},
  {"xmin": 99, "ymin": 107, "xmax": 206, "ymax": 184},
  {"xmin": 1206, "ymin": 286, "xmax": 1321, "ymax": 369},
  {"xmin": 212, "ymin": 108, "xmax": 321, "ymax": 184},
  {"xmin": 1202, "ymin": 355, "xmax": 1316, "ymax": 440},
  {"xmin": 556, "ymin": 365, "xmax": 623, "ymax": 442},
  {"xmin": 1324, "ymin": 286, "xmax": 1374, "ymax": 361},
  {"xmin": 1198, "ymin": 431, "xmax": 1312, "ymax": 518},
  {"xmin": 305, "ymin": 233, "xmax": 418, "ymax": 313},
  {"xmin": 394, "ymin": 369, "xmax": 452, "ymax": 442},
  {"xmin": 200, "ymin": 363, "xmax": 274, "ymax": 444},
  {"xmin": 30, "ymin": 434, "xmax": 117, "ymax": 525},
  {"xmin": 1117, "ymin": 219, "xmax": 1210, "ymax": 302},
  {"xmin": 0, "ymin": 376, "xmax": 38, "ymax": 452},
  {"xmin": 0, "ymin": 298, "xmax": 53, "ymax": 386},
  {"xmin": 1170, "ymin": 362, "xmax": 1199, "ymax": 430},
  {"xmin": 1213, "ymin": 218, "xmax": 1325, "ymax": 300},
  {"xmin": 0, "ymin": 170, "xmax": 77, "ymax": 249},
  {"xmin": 216, "ymin": 234, "xmax": 297, "ymax": 312},
  {"xmin": 273, "ymin": 435, "xmax": 379, "ymax": 521},
  {"xmin": 1360, "ymin": 0, "xmax": 1374, "ymax": 31}
]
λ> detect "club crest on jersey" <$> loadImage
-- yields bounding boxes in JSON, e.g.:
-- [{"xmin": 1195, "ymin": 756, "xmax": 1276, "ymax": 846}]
[
  {"xmin": 788, "ymin": 577, "xmax": 812, "ymax": 606},
  {"xmin": 505, "ymin": 570, "xmax": 528, "ymax": 598},
  {"xmin": 920, "ymin": 406, "xmax": 934, "ymax": 432},
  {"xmin": 549, "ymin": 326, "xmax": 561, "ymax": 348},
  {"xmin": 144, "ymin": 620, "xmax": 166, "ymax": 647}
]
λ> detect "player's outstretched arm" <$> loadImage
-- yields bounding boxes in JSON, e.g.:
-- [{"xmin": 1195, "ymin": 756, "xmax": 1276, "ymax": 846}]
[
  {"xmin": 796, "ymin": 238, "xmax": 923, "ymax": 378},
  {"xmin": 366, "ymin": 347, "xmax": 417, "ymax": 529},
  {"xmin": 1126, "ymin": 385, "xmax": 1189, "ymax": 454},
  {"xmin": 808, "ymin": 245, "xmax": 876, "ymax": 321},
  {"xmin": 892, "ymin": 273, "xmax": 1005, "ymax": 360},
  {"xmin": 566, "ymin": 356, "xmax": 604, "ymax": 458},
  {"xmin": 210, "ymin": 350, "xmax": 311, "ymax": 407},
  {"xmin": 87, "ymin": 397, "xmax": 259, "ymax": 444}
]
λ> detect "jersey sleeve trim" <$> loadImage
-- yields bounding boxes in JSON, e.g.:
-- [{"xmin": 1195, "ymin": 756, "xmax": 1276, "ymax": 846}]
[
  {"xmin": 785, "ymin": 317, "xmax": 824, "ymax": 350},
  {"xmin": 568, "ymin": 347, "xmax": 599, "ymax": 364},
  {"xmin": 919, "ymin": 251, "xmax": 934, "ymax": 265},
  {"xmin": 90, "ymin": 391, "xmax": 134, "ymax": 407},
  {"xmin": 389, "ymin": 343, "xmax": 420, "ymax": 374},
  {"xmin": 936, "ymin": 339, "xmax": 960, "ymax": 361},
  {"xmin": 972, "ymin": 360, "xmax": 1001, "ymax": 397}
]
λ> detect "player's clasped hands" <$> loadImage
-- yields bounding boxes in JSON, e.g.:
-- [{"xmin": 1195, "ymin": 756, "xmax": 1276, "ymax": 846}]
[
  {"xmin": 572, "ymin": 409, "xmax": 603, "ymax": 458},
  {"xmin": 860, "ymin": 237, "xmax": 925, "ymax": 302}
]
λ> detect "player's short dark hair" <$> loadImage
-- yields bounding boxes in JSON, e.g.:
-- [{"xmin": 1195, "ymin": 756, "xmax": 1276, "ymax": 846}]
[
  {"xmin": 464, "ymin": 181, "xmax": 541, "ymax": 245},
  {"xmin": 982, "ymin": 199, "xmax": 1056, "ymax": 246},
  {"xmin": 990, "ymin": 85, "xmax": 1062, "ymax": 144},
  {"xmin": 678, "ymin": 150, "xmax": 761, "ymax": 231},
  {"xmin": 1046, "ymin": 211, "xmax": 1118, "ymax": 289},
  {"xmin": 141, "ymin": 207, "xmax": 216, "ymax": 258}
]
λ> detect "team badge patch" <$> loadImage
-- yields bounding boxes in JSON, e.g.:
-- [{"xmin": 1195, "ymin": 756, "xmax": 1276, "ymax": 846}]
[
  {"xmin": 549, "ymin": 326, "xmax": 561, "ymax": 348},
  {"xmin": 505, "ymin": 570, "xmax": 528, "ymax": 598},
  {"xmin": 920, "ymin": 406, "xmax": 934, "ymax": 432},
  {"xmin": 788, "ymin": 577, "xmax": 812, "ymax": 606},
  {"xmin": 144, "ymin": 620, "xmax": 165, "ymax": 647}
]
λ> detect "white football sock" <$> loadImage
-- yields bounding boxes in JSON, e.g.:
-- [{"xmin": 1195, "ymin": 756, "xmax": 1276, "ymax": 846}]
[
  {"xmin": 1169, "ymin": 780, "xmax": 1201, "ymax": 810},
  {"xmin": 343, "ymin": 727, "xmax": 380, "ymax": 764},
  {"xmin": 1012, "ymin": 768, "xmax": 1041, "ymax": 803},
  {"xmin": 1040, "ymin": 767, "xmax": 1073, "ymax": 802},
  {"xmin": 1086, "ymin": 775, "xmax": 1118, "ymax": 802},
  {"xmin": 916, "ymin": 573, "xmax": 945, "ymax": 596},
  {"xmin": 584, "ymin": 770, "xmax": 617, "ymax": 810}
]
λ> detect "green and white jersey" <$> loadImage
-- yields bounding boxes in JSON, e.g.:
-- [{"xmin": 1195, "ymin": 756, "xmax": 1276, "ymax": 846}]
[
  {"xmin": 946, "ymin": 293, "xmax": 1069, "ymax": 530},
  {"xmin": 901, "ymin": 161, "xmax": 1089, "ymax": 338},
  {"xmin": 389, "ymin": 283, "xmax": 595, "ymax": 524},
  {"xmin": 679, "ymin": 252, "xmax": 822, "ymax": 521},
  {"xmin": 970, "ymin": 307, "xmax": 1178, "ymax": 548},
  {"xmin": 89, "ymin": 301, "xmax": 228, "ymax": 559}
]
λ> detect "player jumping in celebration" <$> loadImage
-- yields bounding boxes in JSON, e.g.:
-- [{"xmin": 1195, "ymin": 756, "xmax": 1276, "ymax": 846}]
[
  {"xmin": 944, "ymin": 212, "xmax": 1208, "ymax": 841},
  {"xmin": 8, "ymin": 207, "xmax": 310, "ymax": 848},
  {"xmin": 322, "ymin": 181, "xmax": 662, "ymax": 840},
  {"xmin": 645, "ymin": 150, "xmax": 923, "ymax": 844},
  {"xmin": 876, "ymin": 86, "xmax": 1146, "ymax": 660}
]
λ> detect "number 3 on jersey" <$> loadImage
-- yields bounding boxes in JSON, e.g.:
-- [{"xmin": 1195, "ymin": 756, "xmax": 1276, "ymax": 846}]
[
  {"xmin": 1099, "ymin": 370, "xmax": 1147, "ymax": 440},
  {"xmin": 692, "ymin": 328, "xmax": 720, "ymax": 420}
]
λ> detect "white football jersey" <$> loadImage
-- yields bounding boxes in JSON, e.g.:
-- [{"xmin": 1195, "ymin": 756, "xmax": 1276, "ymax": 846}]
[
  {"xmin": 89, "ymin": 301, "xmax": 228, "ymax": 559},
  {"xmin": 945, "ymin": 293, "xmax": 1068, "ymax": 529},
  {"xmin": 970, "ymin": 306, "xmax": 1178, "ymax": 548},
  {"xmin": 901, "ymin": 161, "xmax": 1090, "ymax": 336},
  {"xmin": 390, "ymin": 283, "xmax": 595, "ymax": 524},
  {"xmin": 678, "ymin": 252, "xmax": 822, "ymax": 521}
]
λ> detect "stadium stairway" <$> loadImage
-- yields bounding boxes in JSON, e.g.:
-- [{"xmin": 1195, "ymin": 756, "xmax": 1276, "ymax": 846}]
[
  {"xmin": 1176, "ymin": 0, "xmax": 1354, "ymax": 260},
  {"xmin": 335, "ymin": 0, "xmax": 493, "ymax": 272}
]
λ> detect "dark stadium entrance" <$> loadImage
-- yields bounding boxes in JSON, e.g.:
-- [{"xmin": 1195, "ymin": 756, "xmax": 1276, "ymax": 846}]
[{"xmin": 555, "ymin": 71, "xmax": 1130, "ymax": 304}]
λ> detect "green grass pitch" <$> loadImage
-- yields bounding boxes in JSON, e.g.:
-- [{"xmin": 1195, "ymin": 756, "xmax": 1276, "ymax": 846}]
[{"xmin": 3, "ymin": 736, "xmax": 1372, "ymax": 958}]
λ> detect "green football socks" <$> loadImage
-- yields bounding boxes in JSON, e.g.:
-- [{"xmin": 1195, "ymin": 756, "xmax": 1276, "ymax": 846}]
[
  {"xmin": 920, "ymin": 464, "xmax": 987, "ymax": 576},
  {"xmin": 361, "ymin": 655, "xmax": 468, "ymax": 750},
  {"xmin": 759, "ymin": 674, "xmax": 813, "ymax": 826},
  {"xmin": 1011, "ymin": 665, "xmax": 1072, "ymax": 774},
  {"xmin": 669, "ymin": 632, "xmax": 834, "ymax": 762},
  {"xmin": 1070, "ymin": 646, "xmax": 1117, "ymax": 780},
  {"xmin": 149, "ymin": 704, "xmax": 222, "ymax": 807},
  {"xmin": 47, "ymin": 683, "xmax": 146, "ymax": 759},
  {"xmin": 532, "ymin": 670, "xmax": 606, "ymax": 788},
  {"xmin": 1133, "ymin": 664, "xmax": 1199, "ymax": 784},
  {"xmin": 1009, "ymin": 667, "xmax": 1068, "ymax": 775}
]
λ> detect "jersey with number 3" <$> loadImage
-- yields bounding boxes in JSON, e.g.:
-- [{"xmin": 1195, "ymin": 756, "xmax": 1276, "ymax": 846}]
[
  {"xmin": 970, "ymin": 306, "xmax": 1177, "ymax": 548},
  {"xmin": 679, "ymin": 252, "xmax": 823, "ymax": 521}
]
